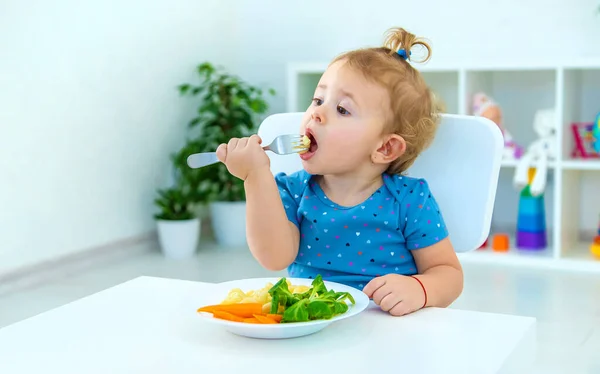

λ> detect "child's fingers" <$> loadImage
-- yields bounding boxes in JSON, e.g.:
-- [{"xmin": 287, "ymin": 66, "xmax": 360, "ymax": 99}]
[
  {"xmin": 362, "ymin": 276, "xmax": 387, "ymax": 299},
  {"xmin": 215, "ymin": 144, "xmax": 228, "ymax": 162},
  {"xmin": 248, "ymin": 134, "xmax": 262, "ymax": 145},
  {"xmin": 388, "ymin": 301, "xmax": 412, "ymax": 317},
  {"xmin": 371, "ymin": 284, "xmax": 393, "ymax": 306},
  {"xmin": 379, "ymin": 292, "xmax": 402, "ymax": 312},
  {"xmin": 227, "ymin": 137, "xmax": 240, "ymax": 150},
  {"xmin": 237, "ymin": 137, "xmax": 249, "ymax": 148}
]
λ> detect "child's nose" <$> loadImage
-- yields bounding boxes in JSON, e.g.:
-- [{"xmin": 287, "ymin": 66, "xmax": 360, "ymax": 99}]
[{"xmin": 311, "ymin": 107, "xmax": 325, "ymax": 124}]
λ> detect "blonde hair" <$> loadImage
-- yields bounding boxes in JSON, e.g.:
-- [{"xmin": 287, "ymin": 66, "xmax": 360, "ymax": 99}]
[{"xmin": 331, "ymin": 27, "xmax": 443, "ymax": 174}]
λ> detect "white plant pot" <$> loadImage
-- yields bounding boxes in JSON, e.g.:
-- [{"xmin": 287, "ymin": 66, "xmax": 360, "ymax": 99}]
[
  {"xmin": 156, "ymin": 218, "xmax": 200, "ymax": 259},
  {"xmin": 209, "ymin": 201, "xmax": 247, "ymax": 247}
]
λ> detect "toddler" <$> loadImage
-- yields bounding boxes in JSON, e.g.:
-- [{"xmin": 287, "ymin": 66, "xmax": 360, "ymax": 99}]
[{"xmin": 216, "ymin": 27, "xmax": 463, "ymax": 316}]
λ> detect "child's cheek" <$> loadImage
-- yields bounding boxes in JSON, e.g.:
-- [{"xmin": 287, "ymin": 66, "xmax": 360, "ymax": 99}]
[{"xmin": 338, "ymin": 130, "xmax": 365, "ymax": 148}]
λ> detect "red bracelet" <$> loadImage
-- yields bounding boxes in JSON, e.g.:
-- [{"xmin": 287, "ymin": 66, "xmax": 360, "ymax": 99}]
[{"xmin": 410, "ymin": 275, "xmax": 427, "ymax": 309}]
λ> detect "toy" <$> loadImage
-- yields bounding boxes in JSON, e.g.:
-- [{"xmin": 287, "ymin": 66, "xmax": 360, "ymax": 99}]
[
  {"xmin": 571, "ymin": 120, "xmax": 600, "ymax": 159},
  {"xmin": 472, "ymin": 92, "xmax": 524, "ymax": 160},
  {"xmin": 593, "ymin": 112, "xmax": 600, "ymax": 154},
  {"xmin": 492, "ymin": 233, "xmax": 510, "ymax": 252},
  {"xmin": 591, "ymin": 214, "xmax": 600, "ymax": 259},
  {"xmin": 514, "ymin": 108, "xmax": 557, "ymax": 197},
  {"xmin": 516, "ymin": 168, "xmax": 547, "ymax": 250}
]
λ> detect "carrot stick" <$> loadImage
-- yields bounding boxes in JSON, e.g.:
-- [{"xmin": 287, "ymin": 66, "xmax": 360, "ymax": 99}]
[
  {"xmin": 266, "ymin": 314, "xmax": 283, "ymax": 322},
  {"xmin": 253, "ymin": 314, "xmax": 278, "ymax": 324},
  {"xmin": 212, "ymin": 311, "xmax": 245, "ymax": 322},
  {"xmin": 197, "ymin": 303, "xmax": 263, "ymax": 318},
  {"xmin": 242, "ymin": 317, "xmax": 261, "ymax": 324}
]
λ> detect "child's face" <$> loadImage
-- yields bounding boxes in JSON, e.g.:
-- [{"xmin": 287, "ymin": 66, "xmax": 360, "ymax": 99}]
[{"xmin": 299, "ymin": 60, "xmax": 390, "ymax": 176}]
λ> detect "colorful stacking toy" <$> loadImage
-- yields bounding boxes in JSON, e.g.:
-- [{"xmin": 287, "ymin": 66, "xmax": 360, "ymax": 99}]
[
  {"xmin": 516, "ymin": 168, "xmax": 547, "ymax": 250},
  {"xmin": 593, "ymin": 112, "xmax": 600, "ymax": 154}
]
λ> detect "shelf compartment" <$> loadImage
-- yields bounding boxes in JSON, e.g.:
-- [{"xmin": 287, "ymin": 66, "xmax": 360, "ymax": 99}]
[
  {"xmin": 559, "ymin": 169, "xmax": 600, "ymax": 259},
  {"xmin": 560, "ymin": 240, "xmax": 600, "ymax": 264},
  {"xmin": 464, "ymin": 69, "xmax": 557, "ymax": 151},
  {"xmin": 489, "ymin": 168, "xmax": 556, "ymax": 255},
  {"xmin": 561, "ymin": 68, "xmax": 600, "ymax": 162}
]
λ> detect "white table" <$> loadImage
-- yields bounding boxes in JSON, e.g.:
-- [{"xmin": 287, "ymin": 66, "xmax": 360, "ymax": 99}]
[{"xmin": 0, "ymin": 276, "xmax": 536, "ymax": 373}]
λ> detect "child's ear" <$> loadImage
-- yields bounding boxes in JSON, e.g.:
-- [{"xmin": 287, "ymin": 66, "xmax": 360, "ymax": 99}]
[{"xmin": 372, "ymin": 134, "xmax": 406, "ymax": 164}]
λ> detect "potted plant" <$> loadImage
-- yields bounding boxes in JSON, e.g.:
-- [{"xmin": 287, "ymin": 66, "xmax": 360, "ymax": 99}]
[
  {"xmin": 171, "ymin": 62, "xmax": 275, "ymax": 247},
  {"xmin": 154, "ymin": 182, "xmax": 200, "ymax": 259}
]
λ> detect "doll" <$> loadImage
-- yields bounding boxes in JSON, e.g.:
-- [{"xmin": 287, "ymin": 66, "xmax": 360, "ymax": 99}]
[{"xmin": 472, "ymin": 92, "xmax": 524, "ymax": 160}]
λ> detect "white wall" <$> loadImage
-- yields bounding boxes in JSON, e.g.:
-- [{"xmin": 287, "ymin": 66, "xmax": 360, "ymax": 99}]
[
  {"xmin": 0, "ymin": 0, "xmax": 233, "ymax": 274},
  {"xmin": 228, "ymin": 0, "xmax": 600, "ymax": 113}
]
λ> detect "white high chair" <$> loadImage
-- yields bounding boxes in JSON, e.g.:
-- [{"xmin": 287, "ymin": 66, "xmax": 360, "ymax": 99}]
[{"xmin": 257, "ymin": 112, "xmax": 504, "ymax": 253}]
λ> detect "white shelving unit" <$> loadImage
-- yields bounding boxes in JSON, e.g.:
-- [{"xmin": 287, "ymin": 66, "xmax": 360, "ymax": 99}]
[{"xmin": 287, "ymin": 60, "xmax": 600, "ymax": 273}]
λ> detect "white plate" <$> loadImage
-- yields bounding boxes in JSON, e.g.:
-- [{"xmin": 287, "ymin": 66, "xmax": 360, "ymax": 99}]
[{"xmin": 196, "ymin": 277, "xmax": 370, "ymax": 339}]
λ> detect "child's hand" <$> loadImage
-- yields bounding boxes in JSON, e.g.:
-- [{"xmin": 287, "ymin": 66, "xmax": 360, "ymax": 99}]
[
  {"xmin": 216, "ymin": 135, "xmax": 270, "ymax": 180},
  {"xmin": 362, "ymin": 274, "xmax": 426, "ymax": 316}
]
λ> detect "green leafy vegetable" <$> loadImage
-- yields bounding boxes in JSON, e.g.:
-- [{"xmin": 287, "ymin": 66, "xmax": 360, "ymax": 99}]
[
  {"xmin": 267, "ymin": 277, "xmax": 301, "ymax": 314},
  {"xmin": 267, "ymin": 275, "xmax": 356, "ymax": 323}
]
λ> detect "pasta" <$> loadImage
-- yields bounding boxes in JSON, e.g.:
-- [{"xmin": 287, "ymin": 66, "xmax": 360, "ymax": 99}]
[{"xmin": 220, "ymin": 280, "xmax": 311, "ymax": 314}]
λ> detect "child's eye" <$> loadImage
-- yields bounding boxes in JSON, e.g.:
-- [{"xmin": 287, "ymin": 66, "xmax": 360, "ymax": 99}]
[
  {"xmin": 312, "ymin": 98, "xmax": 323, "ymax": 106},
  {"xmin": 337, "ymin": 106, "xmax": 350, "ymax": 115}
]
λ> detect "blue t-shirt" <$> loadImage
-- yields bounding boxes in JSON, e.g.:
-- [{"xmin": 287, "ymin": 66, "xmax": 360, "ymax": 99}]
[{"xmin": 275, "ymin": 170, "xmax": 449, "ymax": 291}]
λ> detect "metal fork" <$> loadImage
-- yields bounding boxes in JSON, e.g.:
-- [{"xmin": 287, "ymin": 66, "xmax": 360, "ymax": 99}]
[{"xmin": 186, "ymin": 134, "xmax": 308, "ymax": 169}]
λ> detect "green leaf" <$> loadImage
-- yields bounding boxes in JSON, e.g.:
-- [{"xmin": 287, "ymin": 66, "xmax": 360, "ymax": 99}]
[
  {"xmin": 178, "ymin": 84, "xmax": 191, "ymax": 95},
  {"xmin": 268, "ymin": 278, "xmax": 300, "ymax": 315},
  {"xmin": 334, "ymin": 291, "xmax": 356, "ymax": 305},
  {"xmin": 306, "ymin": 300, "xmax": 334, "ymax": 320},
  {"xmin": 270, "ymin": 292, "xmax": 280, "ymax": 315},
  {"xmin": 188, "ymin": 117, "xmax": 201, "ymax": 128},
  {"xmin": 282, "ymin": 299, "xmax": 310, "ymax": 322},
  {"xmin": 333, "ymin": 301, "xmax": 349, "ymax": 315},
  {"xmin": 250, "ymin": 99, "xmax": 268, "ymax": 114},
  {"xmin": 197, "ymin": 62, "xmax": 215, "ymax": 75},
  {"xmin": 310, "ymin": 274, "xmax": 328, "ymax": 296},
  {"xmin": 153, "ymin": 186, "xmax": 195, "ymax": 220}
]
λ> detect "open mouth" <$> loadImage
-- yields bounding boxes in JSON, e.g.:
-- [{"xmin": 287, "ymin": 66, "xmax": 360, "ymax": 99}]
[{"xmin": 300, "ymin": 130, "xmax": 318, "ymax": 160}]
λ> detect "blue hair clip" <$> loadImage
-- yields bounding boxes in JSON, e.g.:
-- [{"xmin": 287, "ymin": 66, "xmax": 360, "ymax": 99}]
[{"xmin": 397, "ymin": 49, "xmax": 411, "ymax": 60}]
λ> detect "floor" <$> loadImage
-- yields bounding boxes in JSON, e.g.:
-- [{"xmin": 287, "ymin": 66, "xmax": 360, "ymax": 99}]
[{"xmin": 1, "ymin": 239, "xmax": 599, "ymax": 373}]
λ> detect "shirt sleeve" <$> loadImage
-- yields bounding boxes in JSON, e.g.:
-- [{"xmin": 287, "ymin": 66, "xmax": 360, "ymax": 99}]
[
  {"xmin": 402, "ymin": 178, "xmax": 449, "ymax": 250},
  {"xmin": 274, "ymin": 172, "xmax": 302, "ymax": 230}
]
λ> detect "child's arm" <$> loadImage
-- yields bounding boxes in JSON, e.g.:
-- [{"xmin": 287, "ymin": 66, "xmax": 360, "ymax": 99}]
[
  {"xmin": 215, "ymin": 135, "xmax": 299, "ymax": 271},
  {"xmin": 363, "ymin": 177, "xmax": 462, "ymax": 316},
  {"xmin": 411, "ymin": 237, "xmax": 463, "ymax": 307},
  {"xmin": 362, "ymin": 239, "xmax": 462, "ymax": 316},
  {"xmin": 244, "ymin": 166, "xmax": 300, "ymax": 271}
]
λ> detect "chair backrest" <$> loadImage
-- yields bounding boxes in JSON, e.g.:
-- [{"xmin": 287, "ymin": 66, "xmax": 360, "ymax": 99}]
[{"xmin": 257, "ymin": 112, "xmax": 504, "ymax": 252}]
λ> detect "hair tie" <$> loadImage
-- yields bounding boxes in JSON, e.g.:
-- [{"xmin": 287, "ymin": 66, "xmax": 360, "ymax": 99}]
[{"xmin": 397, "ymin": 48, "xmax": 411, "ymax": 60}]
